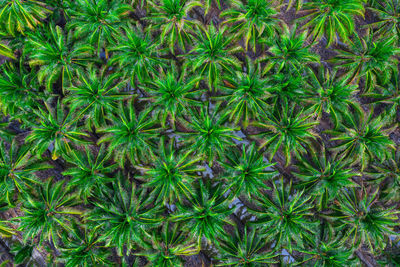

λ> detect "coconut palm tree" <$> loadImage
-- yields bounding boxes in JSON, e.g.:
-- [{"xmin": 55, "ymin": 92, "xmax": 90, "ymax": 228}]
[
  {"xmin": 68, "ymin": 0, "xmax": 133, "ymax": 55},
  {"xmin": 179, "ymin": 105, "xmax": 241, "ymax": 165},
  {"xmin": 184, "ymin": 23, "xmax": 242, "ymax": 89},
  {"xmin": 146, "ymin": 0, "xmax": 201, "ymax": 53},
  {"xmin": 0, "ymin": 139, "xmax": 50, "ymax": 206},
  {"xmin": 25, "ymin": 24, "xmax": 94, "ymax": 91},
  {"xmin": 332, "ymin": 31, "xmax": 400, "ymax": 92},
  {"xmin": 18, "ymin": 179, "xmax": 81, "ymax": 247},
  {"xmin": 98, "ymin": 100, "xmax": 160, "ymax": 166},
  {"xmin": 250, "ymin": 178, "xmax": 317, "ymax": 252},
  {"xmin": 0, "ymin": 0, "xmax": 51, "ymax": 36},
  {"xmin": 253, "ymin": 100, "xmax": 318, "ymax": 165},
  {"xmin": 171, "ymin": 179, "xmax": 233, "ymax": 243},
  {"xmin": 85, "ymin": 172, "xmax": 162, "ymax": 255},
  {"xmin": 219, "ymin": 142, "xmax": 277, "ymax": 198},
  {"xmin": 63, "ymin": 66, "xmax": 131, "ymax": 129},
  {"xmin": 300, "ymin": 0, "xmax": 365, "ymax": 46},
  {"xmin": 221, "ymin": 0, "xmax": 282, "ymax": 51}
]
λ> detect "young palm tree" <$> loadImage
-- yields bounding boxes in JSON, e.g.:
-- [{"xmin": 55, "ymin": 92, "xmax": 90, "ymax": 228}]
[
  {"xmin": 137, "ymin": 138, "xmax": 203, "ymax": 204},
  {"xmin": 18, "ymin": 179, "xmax": 81, "ymax": 247},
  {"xmin": 329, "ymin": 107, "xmax": 395, "ymax": 171},
  {"xmin": 136, "ymin": 222, "xmax": 199, "ymax": 267},
  {"xmin": 26, "ymin": 100, "xmax": 90, "ymax": 160},
  {"xmin": 62, "ymin": 145, "xmax": 117, "ymax": 201},
  {"xmin": 179, "ymin": 105, "xmax": 241, "ymax": 165},
  {"xmin": 294, "ymin": 146, "xmax": 359, "ymax": 210},
  {"xmin": 297, "ymin": 239, "xmax": 356, "ymax": 266},
  {"xmin": 0, "ymin": 0, "xmax": 51, "ymax": 36},
  {"xmin": 0, "ymin": 62, "xmax": 45, "ymax": 121},
  {"xmin": 85, "ymin": 172, "xmax": 162, "ymax": 256},
  {"xmin": 216, "ymin": 226, "xmax": 277, "ymax": 266},
  {"xmin": 63, "ymin": 66, "xmax": 130, "ymax": 129},
  {"xmin": 68, "ymin": 0, "xmax": 133, "ymax": 55},
  {"xmin": 258, "ymin": 25, "xmax": 320, "ymax": 75},
  {"xmin": 58, "ymin": 223, "xmax": 111, "ymax": 267},
  {"xmin": 253, "ymin": 101, "xmax": 318, "ymax": 165},
  {"xmin": 146, "ymin": 0, "xmax": 201, "ymax": 53},
  {"xmin": 219, "ymin": 142, "xmax": 277, "ymax": 198},
  {"xmin": 305, "ymin": 67, "xmax": 358, "ymax": 127},
  {"xmin": 266, "ymin": 69, "xmax": 306, "ymax": 104},
  {"xmin": 365, "ymin": 149, "xmax": 400, "ymax": 202},
  {"xmin": 300, "ymin": 0, "xmax": 365, "ymax": 46},
  {"xmin": 363, "ymin": 73, "xmax": 400, "ymax": 121},
  {"xmin": 140, "ymin": 67, "xmax": 203, "ymax": 127},
  {"xmin": 221, "ymin": 0, "xmax": 282, "ymax": 51},
  {"xmin": 25, "ymin": 24, "xmax": 94, "ymax": 91},
  {"xmin": 109, "ymin": 27, "xmax": 165, "ymax": 84},
  {"xmin": 216, "ymin": 64, "xmax": 270, "ymax": 128},
  {"xmin": 332, "ymin": 31, "xmax": 400, "ymax": 92},
  {"xmin": 171, "ymin": 180, "xmax": 233, "ymax": 243},
  {"xmin": 250, "ymin": 178, "xmax": 317, "ymax": 252},
  {"xmin": 0, "ymin": 140, "xmax": 50, "ymax": 206},
  {"xmin": 184, "ymin": 24, "xmax": 242, "ymax": 89},
  {"xmin": 332, "ymin": 188, "xmax": 399, "ymax": 252},
  {"xmin": 98, "ymin": 100, "xmax": 160, "ymax": 166},
  {"xmin": 368, "ymin": 0, "xmax": 400, "ymax": 41}
]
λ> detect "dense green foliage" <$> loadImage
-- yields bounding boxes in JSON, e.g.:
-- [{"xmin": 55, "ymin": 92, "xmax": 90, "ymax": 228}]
[{"xmin": 0, "ymin": 0, "xmax": 399, "ymax": 266}]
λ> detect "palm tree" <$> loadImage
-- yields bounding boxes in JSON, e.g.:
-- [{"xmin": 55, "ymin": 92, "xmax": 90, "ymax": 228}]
[
  {"xmin": 365, "ymin": 149, "xmax": 400, "ymax": 202},
  {"xmin": 140, "ymin": 67, "xmax": 203, "ymax": 127},
  {"xmin": 25, "ymin": 24, "xmax": 94, "ymax": 91},
  {"xmin": 250, "ymin": 178, "xmax": 317, "ymax": 252},
  {"xmin": 221, "ymin": 0, "xmax": 282, "ymax": 51},
  {"xmin": 179, "ymin": 105, "xmax": 241, "ymax": 165},
  {"xmin": 216, "ymin": 226, "xmax": 277, "ymax": 266},
  {"xmin": 266, "ymin": 69, "xmax": 307, "ymax": 104},
  {"xmin": 26, "ymin": 100, "xmax": 90, "ymax": 160},
  {"xmin": 0, "ymin": 62, "xmax": 45, "ymax": 122},
  {"xmin": 62, "ymin": 145, "xmax": 117, "ymax": 201},
  {"xmin": 297, "ymin": 239, "xmax": 356, "ymax": 266},
  {"xmin": 109, "ymin": 27, "xmax": 165, "ymax": 84},
  {"xmin": 0, "ymin": 0, "xmax": 51, "ymax": 36},
  {"xmin": 0, "ymin": 139, "xmax": 50, "ymax": 206},
  {"xmin": 332, "ymin": 31, "xmax": 400, "ymax": 92},
  {"xmin": 146, "ymin": 0, "xmax": 201, "ymax": 53},
  {"xmin": 216, "ymin": 64, "xmax": 270, "ymax": 128},
  {"xmin": 98, "ymin": 100, "xmax": 160, "ymax": 166},
  {"xmin": 367, "ymin": 0, "xmax": 400, "ymax": 41},
  {"xmin": 305, "ymin": 67, "xmax": 358, "ymax": 127},
  {"xmin": 362, "ymin": 73, "xmax": 400, "ymax": 121},
  {"xmin": 137, "ymin": 137, "xmax": 203, "ymax": 204},
  {"xmin": 68, "ymin": 0, "xmax": 133, "ymax": 55},
  {"xmin": 329, "ymin": 106, "xmax": 395, "ymax": 171},
  {"xmin": 85, "ymin": 172, "xmax": 162, "ymax": 256},
  {"xmin": 219, "ymin": 142, "xmax": 277, "ymax": 198},
  {"xmin": 184, "ymin": 23, "xmax": 242, "ymax": 89},
  {"xmin": 18, "ymin": 179, "xmax": 81, "ymax": 247},
  {"xmin": 294, "ymin": 146, "xmax": 359, "ymax": 210},
  {"xmin": 300, "ymin": 0, "xmax": 365, "ymax": 46},
  {"xmin": 258, "ymin": 25, "xmax": 320, "ymax": 75},
  {"xmin": 58, "ymin": 223, "xmax": 112, "ymax": 267},
  {"xmin": 171, "ymin": 180, "xmax": 233, "ymax": 243},
  {"xmin": 331, "ymin": 187, "xmax": 399, "ymax": 252},
  {"xmin": 253, "ymin": 101, "xmax": 318, "ymax": 165},
  {"xmin": 136, "ymin": 222, "xmax": 199, "ymax": 267},
  {"xmin": 63, "ymin": 66, "xmax": 131, "ymax": 129}
]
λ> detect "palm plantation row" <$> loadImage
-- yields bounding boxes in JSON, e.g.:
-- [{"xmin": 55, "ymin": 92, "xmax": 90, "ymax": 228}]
[{"xmin": 0, "ymin": 0, "xmax": 400, "ymax": 266}]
